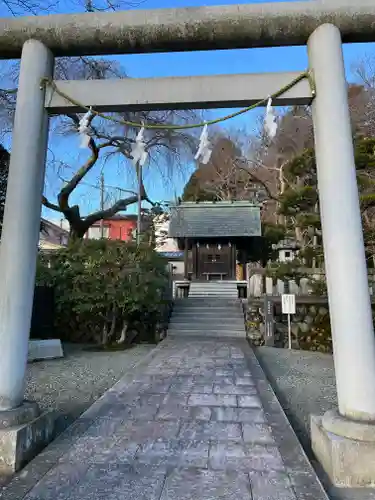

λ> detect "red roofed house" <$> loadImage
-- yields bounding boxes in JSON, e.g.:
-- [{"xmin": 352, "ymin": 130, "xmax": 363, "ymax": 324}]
[{"xmin": 86, "ymin": 215, "xmax": 137, "ymax": 241}]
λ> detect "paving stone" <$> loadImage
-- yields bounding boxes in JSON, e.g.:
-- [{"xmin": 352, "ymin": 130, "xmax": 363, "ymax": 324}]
[
  {"xmin": 2, "ymin": 338, "xmax": 321, "ymax": 500},
  {"xmin": 227, "ymin": 354, "xmax": 246, "ymax": 361},
  {"xmin": 242, "ymin": 423, "xmax": 275, "ymax": 444},
  {"xmin": 67, "ymin": 464, "xmax": 166, "ymax": 500},
  {"xmin": 135, "ymin": 438, "xmax": 209, "ymax": 467},
  {"xmin": 234, "ymin": 369, "xmax": 253, "ymax": 378},
  {"xmin": 238, "ymin": 395, "xmax": 263, "ymax": 408},
  {"xmin": 191, "ymin": 384, "xmax": 214, "ymax": 393},
  {"xmin": 160, "ymin": 468, "xmax": 252, "ymax": 500},
  {"xmin": 215, "ymin": 369, "xmax": 234, "ymax": 376},
  {"xmin": 110, "ymin": 420, "xmax": 181, "ymax": 442},
  {"xmin": 171, "ymin": 376, "xmax": 195, "ymax": 385},
  {"xmin": 193, "ymin": 376, "xmax": 234, "ymax": 384},
  {"xmin": 187, "ymin": 394, "xmax": 237, "ymax": 407},
  {"xmin": 169, "ymin": 384, "xmax": 195, "ymax": 393},
  {"xmin": 130, "ymin": 375, "xmax": 174, "ymax": 384},
  {"xmin": 169, "ymin": 383, "xmax": 214, "ymax": 394},
  {"xmin": 179, "ymin": 421, "xmax": 242, "ymax": 441},
  {"xmin": 58, "ymin": 435, "xmax": 123, "ymax": 464},
  {"xmin": 144, "ymin": 368, "xmax": 177, "ymax": 376},
  {"xmin": 210, "ymin": 407, "xmax": 266, "ymax": 423},
  {"xmin": 216, "ymin": 349, "xmax": 231, "ymax": 357},
  {"xmin": 231, "ymin": 353, "xmax": 245, "ymax": 359},
  {"xmin": 249, "ymin": 470, "xmax": 297, "ymax": 500},
  {"xmin": 113, "ymin": 381, "xmax": 146, "ymax": 394},
  {"xmin": 213, "ymin": 383, "xmax": 258, "ymax": 395},
  {"xmin": 163, "ymin": 394, "xmax": 189, "ymax": 406},
  {"xmin": 82, "ymin": 417, "xmax": 126, "ymax": 438},
  {"xmin": 156, "ymin": 404, "xmax": 211, "ymax": 421},
  {"xmin": 139, "ymin": 382, "xmax": 172, "ymax": 394},
  {"xmin": 95, "ymin": 394, "xmax": 164, "ymax": 420},
  {"xmin": 209, "ymin": 441, "xmax": 286, "ymax": 472},
  {"xmin": 286, "ymin": 469, "xmax": 327, "ymax": 500},
  {"xmin": 212, "ymin": 360, "xmax": 234, "ymax": 369},
  {"xmin": 235, "ymin": 376, "xmax": 255, "ymax": 386},
  {"xmin": 24, "ymin": 462, "xmax": 90, "ymax": 500}
]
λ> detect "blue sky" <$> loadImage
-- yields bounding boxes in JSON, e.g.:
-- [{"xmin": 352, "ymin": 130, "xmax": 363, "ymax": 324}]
[{"xmin": 1, "ymin": 0, "xmax": 375, "ymax": 221}]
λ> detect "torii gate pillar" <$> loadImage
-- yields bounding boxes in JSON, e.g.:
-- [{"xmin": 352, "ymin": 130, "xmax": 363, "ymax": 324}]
[
  {"xmin": 309, "ymin": 24, "xmax": 375, "ymax": 487},
  {"xmin": 0, "ymin": 39, "xmax": 56, "ymax": 474}
]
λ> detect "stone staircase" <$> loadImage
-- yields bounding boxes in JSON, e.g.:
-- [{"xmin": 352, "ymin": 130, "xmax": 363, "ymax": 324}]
[
  {"xmin": 168, "ymin": 282, "xmax": 246, "ymax": 338},
  {"xmin": 188, "ymin": 281, "xmax": 239, "ymax": 298}
]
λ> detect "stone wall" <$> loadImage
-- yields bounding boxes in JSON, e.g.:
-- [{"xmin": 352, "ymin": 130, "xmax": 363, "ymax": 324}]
[
  {"xmin": 245, "ymin": 300, "xmax": 332, "ymax": 353},
  {"xmin": 245, "ymin": 303, "xmax": 264, "ymax": 347},
  {"xmin": 274, "ymin": 303, "xmax": 331, "ymax": 352},
  {"xmin": 246, "ymin": 267, "xmax": 375, "ymax": 298}
]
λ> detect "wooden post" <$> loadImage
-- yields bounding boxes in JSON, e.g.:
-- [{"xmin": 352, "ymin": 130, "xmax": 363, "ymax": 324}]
[
  {"xmin": 263, "ymin": 295, "xmax": 275, "ymax": 346},
  {"xmin": 192, "ymin": 243, "xmax": 198, "ymax": 280},
  {"xmin": 184, "ymin": 238, "xmax": 189, "ymax": 280},
  {"xmin": 231, "ymin": 243, "xmax": 236, "ymax": 280}
]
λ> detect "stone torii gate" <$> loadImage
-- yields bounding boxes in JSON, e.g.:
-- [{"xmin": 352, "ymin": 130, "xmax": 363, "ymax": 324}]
[{"xmin": 0, "ymin": 0, "xmax": 375, "ymax": 486}]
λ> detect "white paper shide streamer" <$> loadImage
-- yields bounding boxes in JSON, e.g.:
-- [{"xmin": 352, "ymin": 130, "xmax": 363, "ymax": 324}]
[
  {"xmin": 78, "ymin": 107, "xmax": 94, "ymax": 148},
  {"xmin": 131, "ymin": 126, "xmax": 148, "ymax": 167},
  {"xmin": 264, "ymin": 98, "xmax": 278, "ymax": 139},
  {"xmin": 195, "ymin": 124, "xmax": 212, "ymax": 165}
]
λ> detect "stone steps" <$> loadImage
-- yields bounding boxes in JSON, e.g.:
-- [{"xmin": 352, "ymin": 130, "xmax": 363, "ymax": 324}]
[
  {"xmin": 188, "ymin": 281, "xmax": 238, "ymax": 298},
  {"xmin": 174, "ymin": 304, "xmax": 242, "ymax": 310},
  {"xmin": 175, "ymin": 298, "xmax": 242, "ymax": 306},
  {"xmin": 168, "ymin": 329, "xmax": 245, "ymax": 338},
  {"xmin": 170, "ymin": 315, "xmax": 245, "ymax": 324},
  {"xmin": 168, "ymin": 282, "xmax": 246, "ymax": 339},
  {"xmin": 169, "ymin": 323, "xmax": 246, "ymax": 331},
  {"xmin": 175, "ymin": 298, "xmax": 241, "ymax": 311}
]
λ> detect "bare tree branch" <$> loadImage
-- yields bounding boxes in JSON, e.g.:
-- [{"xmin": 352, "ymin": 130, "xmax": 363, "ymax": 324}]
[
  {"xmin": 41, "ymin": 195, "xmax": 61, "ymax": 213},
  {"xmin": 58, "ymin": 138, "xmax": 99, "ymax": 210},
  {"xmin": 234, "ymin": 162, "xmax": 279, "ymax": 202},
  {"xmin": 84, "ymin": 195, "xmax": 138, "ymax": 227}
]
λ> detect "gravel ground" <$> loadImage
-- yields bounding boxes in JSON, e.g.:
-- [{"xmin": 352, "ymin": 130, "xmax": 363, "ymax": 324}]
[
  {"xmin": 255, "ymin": 346, "xmax": 338, "ymax": 451},
  {"xmin": 25, "ymin": 343, "xmax": 154, "ymax": 433},
  {"xmin": 255, "ymin": 346, "xmax": 375, "ymax": 500}
]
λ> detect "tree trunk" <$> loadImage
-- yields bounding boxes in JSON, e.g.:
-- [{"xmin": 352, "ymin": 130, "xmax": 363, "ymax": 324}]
[
  {"xmin": 101, "ymin": 322, "xmax": 109, "ymax": 346},
  {"xmin": 67, "ymin": 215, "xmax": 93, "ymax": 243},
  {"xmin": 107, "ymin": 305, "xmax": 117, "ymax": 344},
  {"xmin": 117, "ymin": 320, "xmax": 128, "ymax": 344},
  {"xmin": 69, "ymin": 226, "xmax": 87, "ymax": 243},
  {"xmin": 312, "ymin": 236, "xmax": 317, "ymax": 269},
  {"xmin": 278, "ymin": 163, "xmax": 286, "ymax": 226}
]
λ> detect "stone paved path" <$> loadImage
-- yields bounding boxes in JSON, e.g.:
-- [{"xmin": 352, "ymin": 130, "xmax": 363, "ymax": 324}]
[{"xmin": 1, "ymin": 338, "xmax": 328, "ymax": 500}]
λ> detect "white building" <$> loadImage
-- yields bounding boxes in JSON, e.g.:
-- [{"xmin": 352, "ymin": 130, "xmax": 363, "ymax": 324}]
[
  {"xmin": 39, "ymin": 218, "xmax": 69, "ymax": 250},
  {"xmin": 153, "ymin": 213, "xmax": 184, "ymax": 277}
]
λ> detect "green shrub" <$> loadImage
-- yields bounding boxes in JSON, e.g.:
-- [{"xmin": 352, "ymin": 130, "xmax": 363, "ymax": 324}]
[
  {"xmin": 36, "ymin": 240, "xmax": 170, "ymax": 346},
  {"xmin": 265, "ymin": 259, "xmax": 305, "ymax": 283}
]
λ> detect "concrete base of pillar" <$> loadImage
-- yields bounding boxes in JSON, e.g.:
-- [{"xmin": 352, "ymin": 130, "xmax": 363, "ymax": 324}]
[
  {"xmin": 311, "ymin": 411, "xmax": 375, "ymax": 487},
  {"xmin": 28, "ymin": 339, "xmax": 64, "ymax": 362},
  {"xmin": 0, "ymin": 401, "xmax": 56, "ymax": 475}
]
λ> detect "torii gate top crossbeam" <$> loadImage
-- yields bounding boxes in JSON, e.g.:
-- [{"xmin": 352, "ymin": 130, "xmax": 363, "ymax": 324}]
[{"xmin": 0, "ymin": 0, "xmax": 374, "ymax": 59}]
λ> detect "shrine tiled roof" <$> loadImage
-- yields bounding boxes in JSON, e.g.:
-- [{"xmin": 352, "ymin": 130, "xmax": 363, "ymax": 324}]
[{"xmin": 168, "ymin": 201, "xmax": 261, "ymax": 238}]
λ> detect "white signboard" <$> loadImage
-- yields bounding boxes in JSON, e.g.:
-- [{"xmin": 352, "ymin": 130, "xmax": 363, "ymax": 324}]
[
  {"xmin": 282, "ymin": 294, "xmax": 296, "ymax": 350},
  {"xmin": 281, "ymin": 294, "xmax": 296, "ymax": 315}
]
